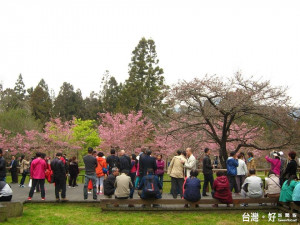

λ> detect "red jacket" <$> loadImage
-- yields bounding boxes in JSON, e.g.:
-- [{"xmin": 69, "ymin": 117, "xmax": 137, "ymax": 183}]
[
  {"xmin": 212, "ymin": 176, "xmax": 233, "ymax": 204},
  {"xmin": 96, "ymin": 157, "xmax": 107, "ymax": 177}
]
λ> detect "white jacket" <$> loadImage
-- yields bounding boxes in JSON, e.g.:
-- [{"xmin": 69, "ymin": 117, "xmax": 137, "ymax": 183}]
[
  {"xmin": 184, "ymin": 154, "xmax": 196, "ymax": 177},
  {"xmin": 0, "ymin": 184, "xmax": 13, "ymax": 197},
  {"xmin": 237, "ymin": 159, "xmax": 248, "ymax": 176},
  {"xmin": 265, "ymin": 174, "xmax": 281, "ymax": 195}
]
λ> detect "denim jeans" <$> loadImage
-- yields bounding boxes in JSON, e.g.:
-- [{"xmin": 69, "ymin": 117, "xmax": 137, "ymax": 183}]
[
  {"xmin": 228, "ymin": 175, "xmax": 238, "ymax": 193},
  {"xmin": 20, "ymin": 172, "xmax": 28, "ymax": 185},
  {"xmin": 157, "ymin": 174, "xmax": 164, "ymax": 188},
  {"xmin": 83, "ymin": 173, "xmax": 97, "ymax": 200},
  {"xmin": 129, "ymin": 173, "xmax": 136, "ymax": 198}
]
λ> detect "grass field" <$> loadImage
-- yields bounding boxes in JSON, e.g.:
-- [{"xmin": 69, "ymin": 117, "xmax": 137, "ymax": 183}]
[{"xmin": 2, "ymin": 203, "xmax": 296, "ymax": 225}]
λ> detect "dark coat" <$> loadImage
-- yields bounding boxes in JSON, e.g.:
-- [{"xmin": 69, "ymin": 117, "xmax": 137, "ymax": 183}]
[
  {"xmin": 213, "ymin": 176, "xmax": 233, "ymax": 204},
  {"xmin": 282, "ymin": 159, "xmax": 298, "ymax": 178},
  {"xmin": 104, "ymin": 174, "xmax": 116, "ymax": 196},
  {"xmin": 203, "ymin": 155, "xmax": 213, "ymax": 175},
  {"xmin": 119, "ymin": 155, "xmax": 131, "ymax": 172},
  {"xmin": 139, "ymin": 155, "xmax": 157, "ymax": 177},
  {"xmin": 10, "ymin": 160, "xmax": 19, "ymax": 172},
  {"xmin": 0, "ymin": 157, "xmax": 6, "ymax": 178},
  {"xmin": 68, "ymin": 161, "xmax": 79, "ymax": 176},
  {"xmin": 50, "ymin": 158, "xmax": 66, "ymax": 178},
  {"xmin": 106, "ymin": 155, "xmax": 120, "ymax": 172},
  {"xmin": 184, "ymin": 177, "xmax": 201, "ymax": 202}
]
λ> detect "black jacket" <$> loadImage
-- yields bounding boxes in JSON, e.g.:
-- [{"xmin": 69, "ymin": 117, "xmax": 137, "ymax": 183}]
[
  {"xmin": 119, "ymin": 155, "xmax": 131, "ymax": 172},
  {"xmin": 0, "ymin": 157, "xmax": 6, "ymax": 178},
  {"xmin": 69, "ymin": 161, "xmax": 79, "ymax": 176},
  {"xmin": 203, "ymin": 155, "xmax": 213, "ymax": 175},
  {"xmin": 282, "ymin": 159, "xmax": 298, "ymax": 178},
  {"xmin": 104, "ymin": 174, "xmax": 116, "ymax": 196},
  {"xmin": 10, "ymin": 159, "xmax": 19, "ymax": 172},
  {"xmin": 50, "ymin": 158, "xmax": 66, "ymax": 178},
  {"xmin": 139, "ymin": 155, "xmax": 157, "ymax": 177},
  {"xmin": 106, "ymin": 155, "xmax": 120, "ymax": 172}
]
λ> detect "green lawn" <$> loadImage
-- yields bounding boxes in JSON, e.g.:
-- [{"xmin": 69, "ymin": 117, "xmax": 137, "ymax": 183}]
[{"xmin": 2, "ymin": 204, "xmax": 296, "ymax": 225}]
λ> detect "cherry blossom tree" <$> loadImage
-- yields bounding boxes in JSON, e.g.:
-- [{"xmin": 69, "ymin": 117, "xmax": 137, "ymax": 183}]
[
  {"xmin": 164, "ymin": 73, "xmax": 296, "ymax": 167},
  {"xmin": 98, "ymin": 111, "xmax": 155, "ymax": 154}
]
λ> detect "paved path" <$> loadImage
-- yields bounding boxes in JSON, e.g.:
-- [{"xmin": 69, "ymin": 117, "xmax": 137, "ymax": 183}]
[
  {"xmin": 10, "ymin": 182, "xmax": 181, "ymax": 202},
  {"xmin": 9, "ymin": 182, "xmax": 277, "ymax": 211}
]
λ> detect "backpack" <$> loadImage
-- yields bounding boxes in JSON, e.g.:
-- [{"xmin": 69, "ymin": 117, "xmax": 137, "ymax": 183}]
[
  {"xmin": 143, "ymin": 175, "xmax": 156, "ymax": 196},
  {"xmin": 110, "ymin": 156, "xmax": 119, "ymax": 169}
]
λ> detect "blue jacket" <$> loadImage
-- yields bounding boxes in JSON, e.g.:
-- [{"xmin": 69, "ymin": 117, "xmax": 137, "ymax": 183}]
[
  {"xmin": 226, "ymin": 157, "xmax": 239, "ymax": 176},
  {"xmin": 138, "ymin": 174, "xmax": 162, "ymax": 199},
  {"xmin": 184, "ymin": 177, "xmax": 201, "ymax": 202}
]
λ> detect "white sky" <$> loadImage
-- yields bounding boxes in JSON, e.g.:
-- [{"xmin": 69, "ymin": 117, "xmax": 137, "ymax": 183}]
[{"xmin": 0, "ymin": 0, "xmax": 299, "ymax": 105}]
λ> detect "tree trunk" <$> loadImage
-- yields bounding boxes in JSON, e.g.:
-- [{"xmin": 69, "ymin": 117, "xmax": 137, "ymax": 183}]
[{"xmin": 219, "ymin": 142, "xmax": 228, "ymax": 169}]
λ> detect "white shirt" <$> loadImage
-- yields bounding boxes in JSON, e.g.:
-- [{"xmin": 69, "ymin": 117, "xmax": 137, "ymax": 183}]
[
  {"xmin": 0, "ymin": 184, "xmax": 13, "ymax": 197},
  {"xmin": 237, "ymin": 159, "xmax": 248, "ymax": 175},
  {"xmin": 184, "ymin": 154, "xmax": 196, "ymax": 177},
  {"xmin": 242, "ymin": 175, "xmax": 263, "ymax": 197}
]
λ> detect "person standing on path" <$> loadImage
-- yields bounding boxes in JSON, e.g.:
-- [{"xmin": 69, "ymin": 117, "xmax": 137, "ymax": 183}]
[
  {"xmin": 10, "ymin": 156, "xmax": 19, "ymax": 183},
  {"xmin": 202, "ymin": 148, "xmax": 214, "ymax": 196},
  {"xmin": 27, "ymin": 152, "xmax": 47, "ymax": 201},
  {"xmin": 19, "ymin": 155, "xmax": 30, "ymax": 187},
  {"xmin": 139, "ymin": 149, "xmax": 157, "ymax": 178},
  {"xmin": 83, "ymin": 147, "xmax": 98, "ymax": 200},
  {"xmin": 0, "ymin": 149, "xmax": 7, "ymax": 182},
  {"xmin": 155, "ymin": 154, "xmax": 165, "ymax": 188},
  {"xmin": 236, "ymin": 153, "xmax": 248, "ymax": 193},
  {"xmin": 95, "ymin": 152, "xmax": 107, "ymax": 195},
  {"xmin": 119, "ymin": 150, "xmax": 131, "ymax": 172},
  {"xmin": 68, "ymin": 156, "xmax": 79, "ymax": 188},
  {"xmin": 106, "ymin": 149, "xmax": 120, "ymax": 174},
  {"xmin": 265, "ymin": 152, "xmax": 281, "ymax": 176},
  {"xmin": 51, "ymin": 152, "xmax": 68, "ymax": 202},
  {"xmin": 168, "ymin": 150, "xmax": 186, "ymax": 199},
  {"xmin": 184, "ymin": 148, "xmax": 196, "ymax": 178},
  {"xmin": 247, "ymin": 152, "xmax": 256, "ymax": 170},
  {"xmin": 226, "ymin": 151, "xmax": 239, "ymax": 193}
]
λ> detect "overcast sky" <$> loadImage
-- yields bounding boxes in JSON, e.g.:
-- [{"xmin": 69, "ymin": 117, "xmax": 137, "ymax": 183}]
[{"xmin": 0, "ymin": 0, "xmax": 299, "ymax": 105}]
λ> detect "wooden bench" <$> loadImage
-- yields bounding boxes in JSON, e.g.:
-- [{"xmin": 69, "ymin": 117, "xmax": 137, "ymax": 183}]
[
  {"xmin": 278, "ymin": 202, "xmax": 300, "ymax": 219},
  {"xmin": 100, "ymin": 197, "xmax": 279, "ymax": 211}
]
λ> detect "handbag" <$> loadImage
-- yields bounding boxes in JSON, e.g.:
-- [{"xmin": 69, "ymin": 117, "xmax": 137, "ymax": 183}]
[{"xmin": 28, "ymin": 179, "xmax": 32, "ymax": 188}]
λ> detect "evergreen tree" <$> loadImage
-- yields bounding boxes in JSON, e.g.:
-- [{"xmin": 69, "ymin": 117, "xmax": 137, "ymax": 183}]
[
  {"xmin": 14, "ymin": 74, "xmax": 26, "ymax": 102},
  {"xmin": 100, "ymin": 70, "xmax": 122, "ymax": 113},
  {"xmin": 83, "ymin": 92, "xmax": 102, "ymax": 120},
  {"xmin": 121, "ymin": 37, "xmax": 167, "ymax": 115},
  {"xmin": 53, "ymin": 82, "xmax": 84, "ymax": 121},
  {"xmin": 29, "ymin": 79, "xmax": 52, "ymax": 124}
]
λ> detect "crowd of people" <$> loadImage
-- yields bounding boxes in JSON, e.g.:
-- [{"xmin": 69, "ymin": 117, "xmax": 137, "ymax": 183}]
[{"xmin": 0, "ymin": 147, "xmax": 299, "ymax": 208}]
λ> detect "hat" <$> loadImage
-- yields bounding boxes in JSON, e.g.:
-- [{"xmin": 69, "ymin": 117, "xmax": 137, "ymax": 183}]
[{"xmin": 278, "ymin": 151, "xmax": 284, "ymax": 156}]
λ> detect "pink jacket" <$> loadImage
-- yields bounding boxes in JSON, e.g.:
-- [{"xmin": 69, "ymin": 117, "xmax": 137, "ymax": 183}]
[
  {"xmin": 265, "ymin": 156, "xmax": 281, "ymax": 175},
  {"xmin": 30, "ymin": 158, "xmax": 47, "ymax": 179}
]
